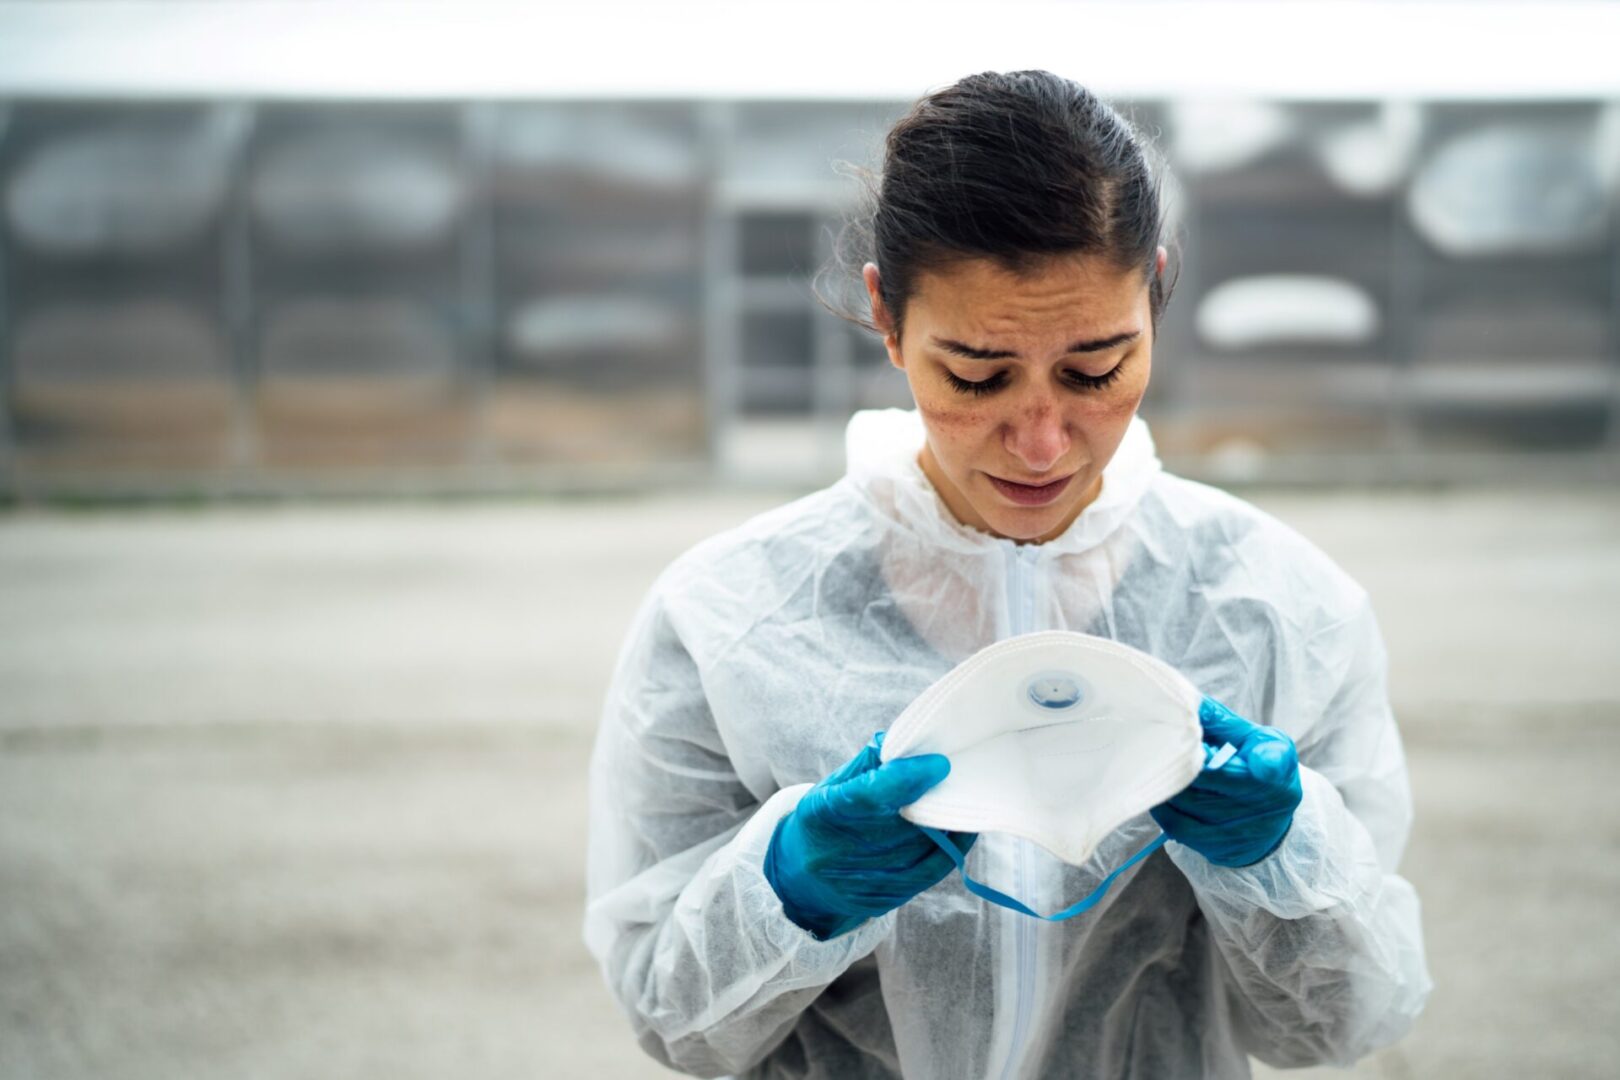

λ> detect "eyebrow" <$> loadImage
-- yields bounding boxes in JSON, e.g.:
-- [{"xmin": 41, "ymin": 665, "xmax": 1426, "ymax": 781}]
[{"xmin": 929, "ymin": 332, "xmax": 1141, "ymax": 360}]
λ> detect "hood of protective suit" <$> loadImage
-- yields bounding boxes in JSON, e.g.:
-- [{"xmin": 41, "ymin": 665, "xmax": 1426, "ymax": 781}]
[
  {"xmin": 843, "ymin": 406, "xmax": 1163, "ymax": 556},
  {"xmin": 832, "ymin": 407, "xmax": 1168, "ymax": 668}
]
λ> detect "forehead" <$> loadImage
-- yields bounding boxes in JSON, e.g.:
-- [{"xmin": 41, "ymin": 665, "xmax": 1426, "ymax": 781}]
[{"xmin": 910, "ymin": 253, "xmax": 1146, "ymax": 336}]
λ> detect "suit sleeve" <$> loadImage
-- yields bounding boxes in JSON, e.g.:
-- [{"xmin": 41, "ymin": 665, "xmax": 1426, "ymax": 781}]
[
  {"xmin": 582, "ymin": 580, "xmax": 892, "ymax": 1077},
  {"xmin": 1165, "ymin": 591, "xmax": 1434, "ymax": 1068}
]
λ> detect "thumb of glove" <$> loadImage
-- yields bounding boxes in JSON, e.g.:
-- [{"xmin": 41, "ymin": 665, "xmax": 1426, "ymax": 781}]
[{"xmin": 830, "ymin": 754, "xmax": 951, "ymax": 819}]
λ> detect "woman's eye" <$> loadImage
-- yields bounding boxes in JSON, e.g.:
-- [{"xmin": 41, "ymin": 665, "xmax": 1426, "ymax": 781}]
[
  {"xmin": 1066, "ymin": 363, "xmax": 1126, "ymax": 390},
  {"xmin": 942, "ymin": 360, "xmax": 1127, "ymax": 397},
  {"xmin": 943, "ymin": 370, "xmax": 1006, "ymax": 396}
]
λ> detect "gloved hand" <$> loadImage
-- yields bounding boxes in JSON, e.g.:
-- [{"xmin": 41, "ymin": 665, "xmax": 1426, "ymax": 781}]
[
  {"xmin": 764, "ymin": 732, "xmax": 976, "ymax": 941},
  {"xmin": 1150, "ymin": 696, "xmax": 1303, "ymax": 868}
]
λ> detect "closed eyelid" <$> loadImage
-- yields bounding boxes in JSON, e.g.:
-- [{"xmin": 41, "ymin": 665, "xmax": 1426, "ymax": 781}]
[
  {"xmin": 944, "ymin": 360, "xmax": 1124, "ymax": 381},
  {"xmin": 932, "ymin": 341, "xmax": 1133, "ymax": 370},
  {"xmin": 941, "ymin": 358, "xmax": 1127, "ymax": 396}
]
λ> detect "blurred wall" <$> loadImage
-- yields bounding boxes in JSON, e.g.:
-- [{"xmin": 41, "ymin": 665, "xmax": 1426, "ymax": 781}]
[{"xmin": 1, "ymin": 96, "xmax": 1617, "ymax": 496}]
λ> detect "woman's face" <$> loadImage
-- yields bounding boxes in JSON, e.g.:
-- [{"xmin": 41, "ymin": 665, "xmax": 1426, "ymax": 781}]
[{"xmin": 864, "ymin": 247, "xmax": 1165, "ymax": 544}]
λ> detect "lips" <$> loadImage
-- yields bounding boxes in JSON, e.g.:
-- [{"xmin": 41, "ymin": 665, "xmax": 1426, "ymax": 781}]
[{"xmin": 987, "ymin": 472, "xmax": 1075, "ymax": 507}]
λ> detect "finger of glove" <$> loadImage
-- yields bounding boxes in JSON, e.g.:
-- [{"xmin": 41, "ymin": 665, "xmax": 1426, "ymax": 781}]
[
  {"xmin": 908, "ymin": 846, "xmax": 960, "ymax": 890},
  {"xmin": 1157, "ymin": 785, "xmax": 1240, "ymax": 827},
  {"xmin": 1165, "ymin": 778, "xmax": 1295, "ymax": 824},
  {"xmin": 1197, "ymin": 696, "xmax": 1258, "ymax": 749},
  {"xmin": 1157, "ymin": 788, "xmax": 1296, "ymax": 847},
  {"xmin": 1181, "ymin": 748, "xmax": 1265, "ymax": 798},
  {"xmin": 832, "ymin": 754, "xmax": 951, "ymax": 818},
  {"xmin": 1242, "ymin": 734, "xmax": 1299, "ymax": 789},
  {"xmin": 1160, "ymin": 783, "xmax": 1239, "ymax": 821},
  {"xmin": 1152, "ymin": 806, "xmax": 1268, "ymax": 868},
  {"xmin": 1150, "ymin": 801, "xmax": 1217, "ymax": 838},
  {"xmin": 809, "ymin": 825, "xmax": 943, "ymax": 869},
  {"xmin": 1190, "ymin": 735, "xmax": 1298, "ymax": 795},
  {"xmin": 870, "ymin": 846, "xmax": 958, "ymax": 895},
  {"xmin": 821, "ymin": 838, "xmax": 954, "ymax": 882},
  {"xmin": 819, "ymin": 739, "xmax": 884, "ymax": 788}
]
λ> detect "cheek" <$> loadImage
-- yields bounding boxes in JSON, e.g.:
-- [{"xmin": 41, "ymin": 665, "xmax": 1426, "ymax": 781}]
[
  {"xmin": 915, "ymin": 400, "xmax": 996, "ymax": 475},
  {"xmin": 1088, "ymin": 358, "xmax": 1152, "ymax": 423},
  {"xmin": 1079, "ymin": 377, "xmax": 1150, "ymax": 456},
  {"xmin": 1093, "ymin": 386, "xmax": 1144, "ymax": 423},
  {"xmin": 916, "ymin": 397, "xmax": 995, "ymax": 437}
]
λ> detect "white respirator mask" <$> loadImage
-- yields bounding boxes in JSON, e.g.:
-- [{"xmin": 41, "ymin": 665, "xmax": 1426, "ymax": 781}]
[{"xmin": 878, "ymin": 630, "xmax": 1235, "ymax": 920}]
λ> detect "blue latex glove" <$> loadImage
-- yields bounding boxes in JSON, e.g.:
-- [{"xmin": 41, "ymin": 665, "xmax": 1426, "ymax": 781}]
[
  {"xmin": 1150, "ymin": 696, "xmax": 1304, "ymax": 868},
  {"xmin": 764, "ymin": 733, "xmax": 977, "ymax": 941}
]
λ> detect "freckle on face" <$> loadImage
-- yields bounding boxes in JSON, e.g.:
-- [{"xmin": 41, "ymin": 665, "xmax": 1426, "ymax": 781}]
[{"xmin": 919, "ymin": 402, "xmax": 985, "ymax": 430}]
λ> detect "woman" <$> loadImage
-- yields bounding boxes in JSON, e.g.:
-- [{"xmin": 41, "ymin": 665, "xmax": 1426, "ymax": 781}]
[{"xmin": 584, "ymin": 70, "xmax": 1431, "ymax": 1079}]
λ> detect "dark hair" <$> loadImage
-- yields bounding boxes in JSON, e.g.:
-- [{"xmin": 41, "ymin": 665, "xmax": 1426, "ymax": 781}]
[{"xmin": 814, "ymin": 70, "xmax": 1180, "ymax": 346}]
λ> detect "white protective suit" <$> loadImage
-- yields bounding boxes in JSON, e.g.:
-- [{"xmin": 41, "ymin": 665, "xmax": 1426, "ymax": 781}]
[{"xmin": 584, "ymin": 407, "xmax": 1432, "ymax": 1079}]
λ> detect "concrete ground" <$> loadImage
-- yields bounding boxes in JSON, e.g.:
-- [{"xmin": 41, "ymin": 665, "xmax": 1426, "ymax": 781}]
[{"xmin": 1, "ymin": 488, "xmax": 1617, "ymax": 1079}]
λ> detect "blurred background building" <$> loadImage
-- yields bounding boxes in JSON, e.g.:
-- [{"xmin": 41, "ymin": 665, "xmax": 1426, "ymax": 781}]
[{"xmin": 1, "ymin": 2, "xmax": 1616, "ymax": 499}]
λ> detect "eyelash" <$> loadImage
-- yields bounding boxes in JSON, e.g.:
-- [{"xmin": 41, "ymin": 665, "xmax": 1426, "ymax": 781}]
[{"xmin": 941, "ymin": 361, "xmax": 1126, "ymax": 397}]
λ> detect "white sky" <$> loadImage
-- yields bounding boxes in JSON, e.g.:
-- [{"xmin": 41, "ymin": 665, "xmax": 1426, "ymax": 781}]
[{"xmin": 0, "ymin": 1, "xmax": 1618, "ymax": 100}]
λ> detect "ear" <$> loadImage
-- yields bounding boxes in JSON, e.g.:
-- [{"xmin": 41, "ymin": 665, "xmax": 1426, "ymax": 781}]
[
  {"xmin": 863, "ymin": 262, "xmax": 905, "ymax": 371},
  {"xmin": 1155, "ymin": 245, "xmax": 1167, "ymax": 277}
]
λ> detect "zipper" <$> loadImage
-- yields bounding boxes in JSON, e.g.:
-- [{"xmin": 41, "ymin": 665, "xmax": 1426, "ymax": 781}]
[{"xmin": 997, "ymin": 542, "xmax": 1041, "ymax": 1080}]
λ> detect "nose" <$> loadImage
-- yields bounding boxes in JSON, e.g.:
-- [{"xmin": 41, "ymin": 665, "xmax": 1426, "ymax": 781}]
[{"xmin": 1002, "ymin": 393, "xmax": 1070, "ymax": 476}]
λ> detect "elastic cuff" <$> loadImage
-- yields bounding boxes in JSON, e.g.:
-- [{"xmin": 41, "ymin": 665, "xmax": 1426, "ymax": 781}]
[
  {"xmin": 731, "ymin": 786, "xmax": 893, "ymax": 959},
  {"xmin": 1166, "ymin": 766, "xmax": 1387, "ymax": 920},
  {"xmin": 1232, "ymin": 819, "xmax": 1294, "ymax": 868}
]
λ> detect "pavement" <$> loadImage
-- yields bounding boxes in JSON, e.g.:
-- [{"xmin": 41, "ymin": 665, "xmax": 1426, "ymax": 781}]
[{"xmin": 1, "ymin": 488, "xmax": 1618, "ymax": 1079}]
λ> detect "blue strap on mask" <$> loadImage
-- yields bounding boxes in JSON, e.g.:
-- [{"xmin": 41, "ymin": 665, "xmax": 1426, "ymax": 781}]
[{"xmin": 920, "ymin": 741, "xmax": 1238, "ymax": 921}]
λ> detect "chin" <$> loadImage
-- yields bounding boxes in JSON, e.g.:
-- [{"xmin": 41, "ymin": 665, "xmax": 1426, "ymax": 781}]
[{"xmin": 984, "ymin": 507, "xmax": 1066, "ymax": 542}]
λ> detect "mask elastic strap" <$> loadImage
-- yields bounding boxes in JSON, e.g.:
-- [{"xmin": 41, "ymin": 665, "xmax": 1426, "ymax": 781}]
[
  {"xmin": 920, "ymin": 740, "xmax": 1240, "ymax": 922},
  {"xmin": 920, "ymin": 826, "xmax": 1167, "ymax": 921}
]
